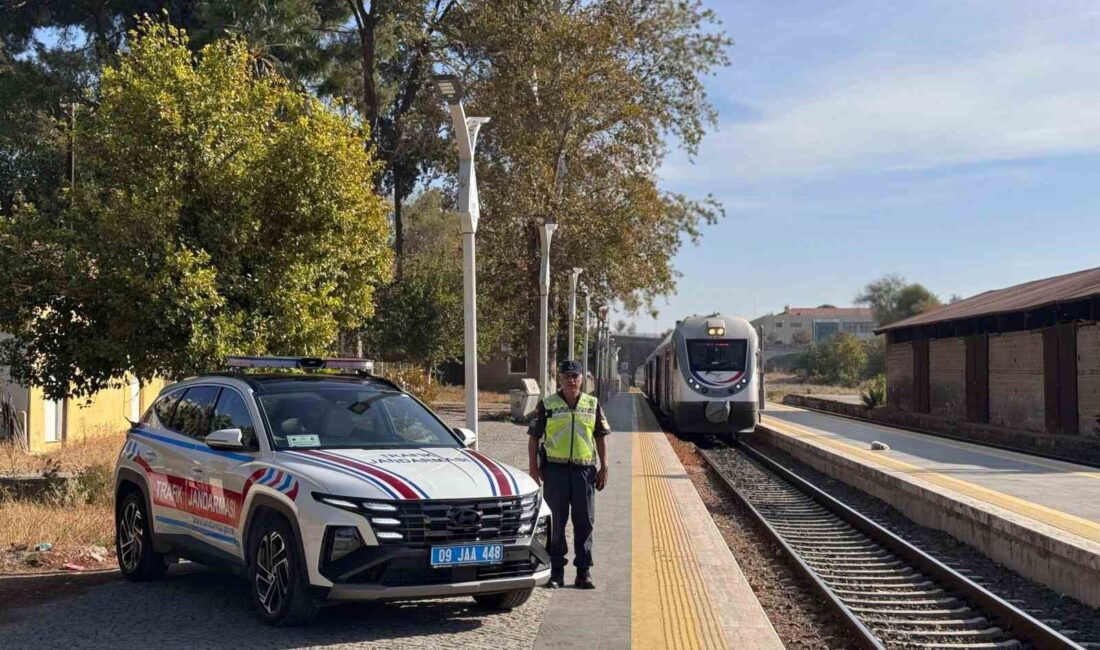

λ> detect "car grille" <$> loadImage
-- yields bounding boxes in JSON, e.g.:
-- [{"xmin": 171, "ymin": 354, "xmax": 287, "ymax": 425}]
[{"xmin": 381, "ymin": 497, "xmax": 528, "ymax": 546}]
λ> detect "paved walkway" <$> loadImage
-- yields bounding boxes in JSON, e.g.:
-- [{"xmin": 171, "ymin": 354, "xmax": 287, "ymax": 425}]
[
  {"xmin": 533, "ymin": 391, "xmax": 781, "ymax": 649},
  {"xmin": 765, "ymin": 403, "xmax": 1100, "ymax": 537}
]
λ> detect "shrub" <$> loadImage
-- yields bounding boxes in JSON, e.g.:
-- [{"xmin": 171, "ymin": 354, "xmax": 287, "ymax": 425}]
[
  {"xmin": 860, "ymin": 374, "xmax": 887, "ymax": 410},
  {"xmin": 380, "ymin": 364, "xmax": 440, "ymax": 404}
]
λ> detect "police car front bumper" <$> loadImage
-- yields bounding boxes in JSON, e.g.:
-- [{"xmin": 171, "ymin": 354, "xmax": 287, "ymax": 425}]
[
  {"xmin": 328, "ymin": 567, "xmax": 551, "ymax": 601},
  {"xmin": 315, "ymin": 536, "xmax": 551, "ymax": 601}
]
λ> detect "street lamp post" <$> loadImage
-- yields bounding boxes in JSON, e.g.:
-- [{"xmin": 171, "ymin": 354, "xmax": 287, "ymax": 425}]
[
  {"xmin": 534, "ymin": 218, "xmax": 557, "ymax": 397},
  {"xmin": 567, "ymin": 268, "xmax": 583, "ymax": 361},
  {"xmin": 581, "ymin": 287, "xmax": 591, "ymax": 387},
  {"xmin": 434, "ymin": 74, "xmax": 489, "ymax": 445}
]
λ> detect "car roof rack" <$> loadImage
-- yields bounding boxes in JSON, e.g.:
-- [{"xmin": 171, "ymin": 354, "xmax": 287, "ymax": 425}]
[{"xmin": 226, "ymin": 356, "xmax": 375, "ymax": 374}]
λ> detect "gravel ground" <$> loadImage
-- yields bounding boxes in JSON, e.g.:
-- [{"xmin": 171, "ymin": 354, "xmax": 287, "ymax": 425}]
[
  {"xmin": 740, "ymin": 434, "xmax": 1100, "ymax": 647},
  {"xmin": 663, "ymin": 432, "xmax": 858, "ymax": 649}
]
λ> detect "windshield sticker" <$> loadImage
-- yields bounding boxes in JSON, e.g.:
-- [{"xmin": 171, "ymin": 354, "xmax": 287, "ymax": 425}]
[{"xmin": 287, "ymin": 434, "xmax": 321, "ymax": 448}]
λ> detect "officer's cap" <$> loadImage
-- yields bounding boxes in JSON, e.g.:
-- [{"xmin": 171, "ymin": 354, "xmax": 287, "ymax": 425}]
[{"xmin": 558, "ymin": 359, "xmax": 583, "ymax": 376}]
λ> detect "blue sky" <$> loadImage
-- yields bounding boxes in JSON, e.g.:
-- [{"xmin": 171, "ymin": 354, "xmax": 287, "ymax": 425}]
[{"xmin": 633, "ymin": 0, "xmax": 1100, "ymax": 333}]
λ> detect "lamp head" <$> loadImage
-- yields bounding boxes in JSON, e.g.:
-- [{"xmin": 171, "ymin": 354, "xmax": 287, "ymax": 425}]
[{"xmin": 433, "ymin": 74, "xmax": 464, "ymax": 104}]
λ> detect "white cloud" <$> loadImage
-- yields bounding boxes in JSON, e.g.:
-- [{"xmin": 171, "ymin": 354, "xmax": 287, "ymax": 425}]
[{"xmin": 680, "ymin": 10, "xmax": 1100, "ymax": 182}]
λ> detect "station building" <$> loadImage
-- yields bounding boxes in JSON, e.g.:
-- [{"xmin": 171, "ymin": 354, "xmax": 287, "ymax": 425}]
[{"xmin": 877, "ymin": 266, "xmax": 1100, "ymax": 445}]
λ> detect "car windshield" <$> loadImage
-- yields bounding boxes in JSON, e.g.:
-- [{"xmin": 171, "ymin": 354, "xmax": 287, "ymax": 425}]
[
  {"xmin": 687, "ymin": 339, "xmax": 747, "ymax": 372},
  {"xmin": 257, "ymin": 387, "xmax": 460, "ymax": 450}
]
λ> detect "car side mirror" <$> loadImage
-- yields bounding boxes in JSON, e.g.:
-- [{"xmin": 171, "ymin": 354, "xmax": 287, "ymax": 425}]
[
  {"xmin": 205, "ymin": 428, "xmax": 246, "ymax": 450},
  {"xmin": 454, "ymin": 427, "xmax": 477, "ymax": 448}
]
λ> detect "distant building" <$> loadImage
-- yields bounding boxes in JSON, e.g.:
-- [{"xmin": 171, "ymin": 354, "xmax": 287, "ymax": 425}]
[{"xmin": 752, "ymin": 307, "xmax": 877, "ymax": 346}]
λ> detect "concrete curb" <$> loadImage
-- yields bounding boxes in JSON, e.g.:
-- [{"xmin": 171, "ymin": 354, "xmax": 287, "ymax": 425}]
[{"xmin": 753, "ymin": 423, "xmax": 1100, "ymax": 608}]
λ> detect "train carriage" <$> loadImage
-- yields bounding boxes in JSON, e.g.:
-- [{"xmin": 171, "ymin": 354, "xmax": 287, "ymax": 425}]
[{"xmin": 643, "ymin": 314, "xmax": 762, "ymax": 437}]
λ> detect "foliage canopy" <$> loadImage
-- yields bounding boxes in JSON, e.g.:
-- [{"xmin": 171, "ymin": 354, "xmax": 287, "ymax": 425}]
[{"xmin": 0, "ymin": 21, "xmax": 392, "ymax": 398}]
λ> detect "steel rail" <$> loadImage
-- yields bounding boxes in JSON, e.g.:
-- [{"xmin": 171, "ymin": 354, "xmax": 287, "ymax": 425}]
[{"xmin": 697, "ymin": 439, "xmax": 1081, "ymax": 650}]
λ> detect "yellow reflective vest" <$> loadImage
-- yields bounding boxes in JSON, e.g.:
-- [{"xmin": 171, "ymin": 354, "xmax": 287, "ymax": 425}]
[{"xmin": 542, "ymin": 392, "xmax": 599, "ymax": 465}]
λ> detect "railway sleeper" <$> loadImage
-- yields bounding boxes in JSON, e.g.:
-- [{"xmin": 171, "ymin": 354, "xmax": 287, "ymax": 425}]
[
  {"xmin": 890, "ymin": 628, "xmax": 1007, "ymax": 642},
  {"xmin": 817, "ymin": 570, "xmax": 920, "ymax": 579},
  {"xmin": 822, "ymin": 576, "xmax": 930, "ymax": 586},
  {"xmin": 847, "ymin": 606, "xmax": 973, "ymax": 617},
  {"xmin": 842, "ymin": 597, "xmax": 959, "ymax": 607},
  {"xmin": 834, "ymin": 590, "xmax": 946, "ymax": 601},
  {"xmin": 911, "ymin": 642, "xmax": 1021, "ymax": 650},
  {"xmin": 864, "ymin": 616, "xmax": 990, "ymax": 629}
]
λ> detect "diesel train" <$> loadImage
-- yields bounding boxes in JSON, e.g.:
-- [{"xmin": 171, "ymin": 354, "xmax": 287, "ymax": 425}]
[{"xmin": 642, "ymin": 314, "xmax": 763, "ymax": 437}]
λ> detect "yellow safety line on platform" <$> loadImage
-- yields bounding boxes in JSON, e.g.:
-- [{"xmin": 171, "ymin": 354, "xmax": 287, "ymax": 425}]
[
  {"xmin": 632, "ymin": 399, "xmax": 728, "ymax": 650},
  {"xmin": 763, "ymin": 417, "xmax": 1100, "ymax": 544},
  {"xmin": 768, "ymin": 404, "xmax": 1100, "ymax": 482}
]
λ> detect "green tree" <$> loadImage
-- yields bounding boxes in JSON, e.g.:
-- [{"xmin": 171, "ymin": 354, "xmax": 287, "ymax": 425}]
[
  {"xmin": 459, "ymin": 0, "xmax": 730, "ymax": 381},
  {"xmin": 856, "ymin": 274, "xmax": 942, "ymax": 325},
  {"xmin": 0, "ymin": 22, "xmax": 392, "ymax": 399},
  {"xmin": 798, "ymin": 333, "xmax": 868, "ymax": 387},
  {"xmin": 364, "ymin": 189, "xmax": 464, "ymax": 367}
]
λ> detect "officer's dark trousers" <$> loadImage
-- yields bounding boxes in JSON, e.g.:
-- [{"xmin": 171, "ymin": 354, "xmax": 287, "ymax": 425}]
[{"xmin": 542, "ymin": 462, "xmax": 596, "ymax": 569}]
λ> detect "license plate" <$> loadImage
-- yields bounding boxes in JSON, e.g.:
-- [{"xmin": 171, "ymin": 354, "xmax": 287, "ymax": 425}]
[{"xmin": 430, "ymin": 543, "xmax": 504, "ymax": 568}]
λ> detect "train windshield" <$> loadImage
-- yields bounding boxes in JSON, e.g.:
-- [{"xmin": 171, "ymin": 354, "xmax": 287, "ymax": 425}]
[{"xmin": 687, "ymin": 339, "xmax": 747, "ymax": 372}]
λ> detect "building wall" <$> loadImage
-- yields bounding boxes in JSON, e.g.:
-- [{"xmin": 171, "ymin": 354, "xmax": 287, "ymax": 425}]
[
  {"xmin": 886, "ymin": 341, "xmax": 913, "ymax": 411},
  {"xmin": 754, "ymin": 313, "xmax": 877, "ymax": 346},
  {"xmin": 27, "ymin": 377, "xmax": 166, "ymax": 453},
  {"xmin": 988, "ymin": 331, "xmax": 1045, "ymax": 433},
  {"xmin": 929, "ymin": 337, "xmax": 966, "ymax": 417},
  {"xmin": 1079, "ymin": 323, "xmax": 1100, "ymax": 437}
]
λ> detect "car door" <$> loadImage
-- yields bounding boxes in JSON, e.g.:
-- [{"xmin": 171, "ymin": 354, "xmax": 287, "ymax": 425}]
[
  {"xmin": 154, "ymin": 385, "xmax": 222, "ymax": 545},
  {"xmin": 134, "ymin": 388, "xmax": 183, "ymax": 521},
  {"xmin": 194, "ymin": 385, "xmax": 263, "ymax": 556}
]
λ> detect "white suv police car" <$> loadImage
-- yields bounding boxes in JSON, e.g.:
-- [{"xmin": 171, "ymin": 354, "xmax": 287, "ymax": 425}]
[{"xmin": 114, "ymin": 357, "xmax": 550, "ymax": 626}]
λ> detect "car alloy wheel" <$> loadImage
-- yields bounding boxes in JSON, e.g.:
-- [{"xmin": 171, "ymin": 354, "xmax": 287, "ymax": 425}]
[
  {"xmin": 255, "ymin": 529, "xmax": 291, "ymax": 616},
  {"xmin": 118, "ymin": 501, "xmax": 144, "ymax": 572}
]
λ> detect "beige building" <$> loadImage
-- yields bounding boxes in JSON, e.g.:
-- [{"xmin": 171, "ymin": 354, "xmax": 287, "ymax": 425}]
[
  {"xmin": 752, "ymin": 307, "xmax": 877, "ymax": 346},
  {"xmin": 1, "ymin": 367, "xmax": 165, "ymax": 453}
]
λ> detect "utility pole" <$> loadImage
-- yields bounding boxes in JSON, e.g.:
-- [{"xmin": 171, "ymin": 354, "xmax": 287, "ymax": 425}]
[{"xmin": 581, "ymin": 288, "xmax": 591, "ymax": 386}]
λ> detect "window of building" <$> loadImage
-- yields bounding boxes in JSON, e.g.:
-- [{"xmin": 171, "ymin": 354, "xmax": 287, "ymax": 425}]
[
  {"xmin": 789, "ymin": 322, "xmax": 802, "ymax": 328},
  {"xmin": 842, "ymin": 321, "xmax": 859, "ymax": 334},
  {"xmin": 858, "ymin": 322, "xmax": 874, "ymax": 334},
  {"xmin": 42, "ymin": 398, "xmax": 64, "ymax": 443},
  {"xmin": 209, "ymin": 389, "xmax": 257, "ymax": 448},
  {"xmin": 508, "ymin": 355, "xmax": 528, "ymax": 375},
  {"xmin": 171, "ymin": 386, "xmax": 221, "ymax": 439},
  {"xmin": 775, "ymin": 322, "xmax": 784, "ymax": 328}
]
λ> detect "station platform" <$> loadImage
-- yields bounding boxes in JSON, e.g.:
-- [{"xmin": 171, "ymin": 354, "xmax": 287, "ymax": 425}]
[
  {"xmin": 758, "ymin": 403, "xmax": 1100, "ymax": 607},
  {"xmin": 535, "ymin": 391, "xmax": 782, "ymax": 650}
]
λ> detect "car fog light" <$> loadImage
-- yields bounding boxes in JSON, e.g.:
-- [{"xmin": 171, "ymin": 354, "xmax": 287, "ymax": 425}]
[
  {"xmin": 327, "ymin": 526, "xmax": 363, "ymax": 562},
  {"xmin": 534, "ymin": 515, "xmax": 550, "ymax": 547},
  {"xmin": 519, "ymin": 522, "xmax": 533, "ymax": 535}
]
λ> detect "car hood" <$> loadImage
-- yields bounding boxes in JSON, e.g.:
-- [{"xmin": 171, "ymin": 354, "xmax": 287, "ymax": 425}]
[{"xmin": 276, "ymin": 446, "xmax": 536, "ymax": 500}]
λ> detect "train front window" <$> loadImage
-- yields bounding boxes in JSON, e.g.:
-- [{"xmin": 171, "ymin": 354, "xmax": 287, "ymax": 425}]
[{"xmin": 687, "ymin": 339, "xmax": 747, "ymax": 372}]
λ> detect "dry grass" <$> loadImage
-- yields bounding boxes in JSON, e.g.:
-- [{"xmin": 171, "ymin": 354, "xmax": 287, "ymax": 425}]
[
  {"xmin": 0, "ymin": 500, "xmax": 114, "ymax": 550},
  {"xmin": 765, "ymin": 372, "xmax": 861, "ymax": 404},
  {"xmin": 0, "ymin": 429, "xmax": 126, "ymax": 476},
  {"xmin": 433, "ymin": 385, "xmax": 511, "ymax": 404}
]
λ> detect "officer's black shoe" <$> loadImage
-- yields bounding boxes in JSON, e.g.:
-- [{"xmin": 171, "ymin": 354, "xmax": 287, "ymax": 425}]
[
  {"xmin": 574, "ymin": 569, "xmax": 595, "ymax": 589},
  {"xmin": 546, "ymin": 567, "xmax": 565, "ymax": 589}
]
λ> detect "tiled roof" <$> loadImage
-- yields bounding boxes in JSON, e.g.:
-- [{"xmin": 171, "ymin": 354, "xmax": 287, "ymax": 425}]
[{"xmin": 786, "ymin": 307, "xmax": 874, "ymax": 318}]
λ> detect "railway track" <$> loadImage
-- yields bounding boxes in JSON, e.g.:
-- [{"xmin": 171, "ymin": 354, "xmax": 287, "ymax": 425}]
[{"xmin": 697, "ymin": 439, "xmax": 1081, "ymax": 650}]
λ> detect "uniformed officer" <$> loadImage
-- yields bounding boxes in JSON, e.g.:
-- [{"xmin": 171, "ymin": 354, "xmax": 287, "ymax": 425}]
[{"xmin": 528, "ymin": 359, "xmax": 611, "ymax": 589}]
